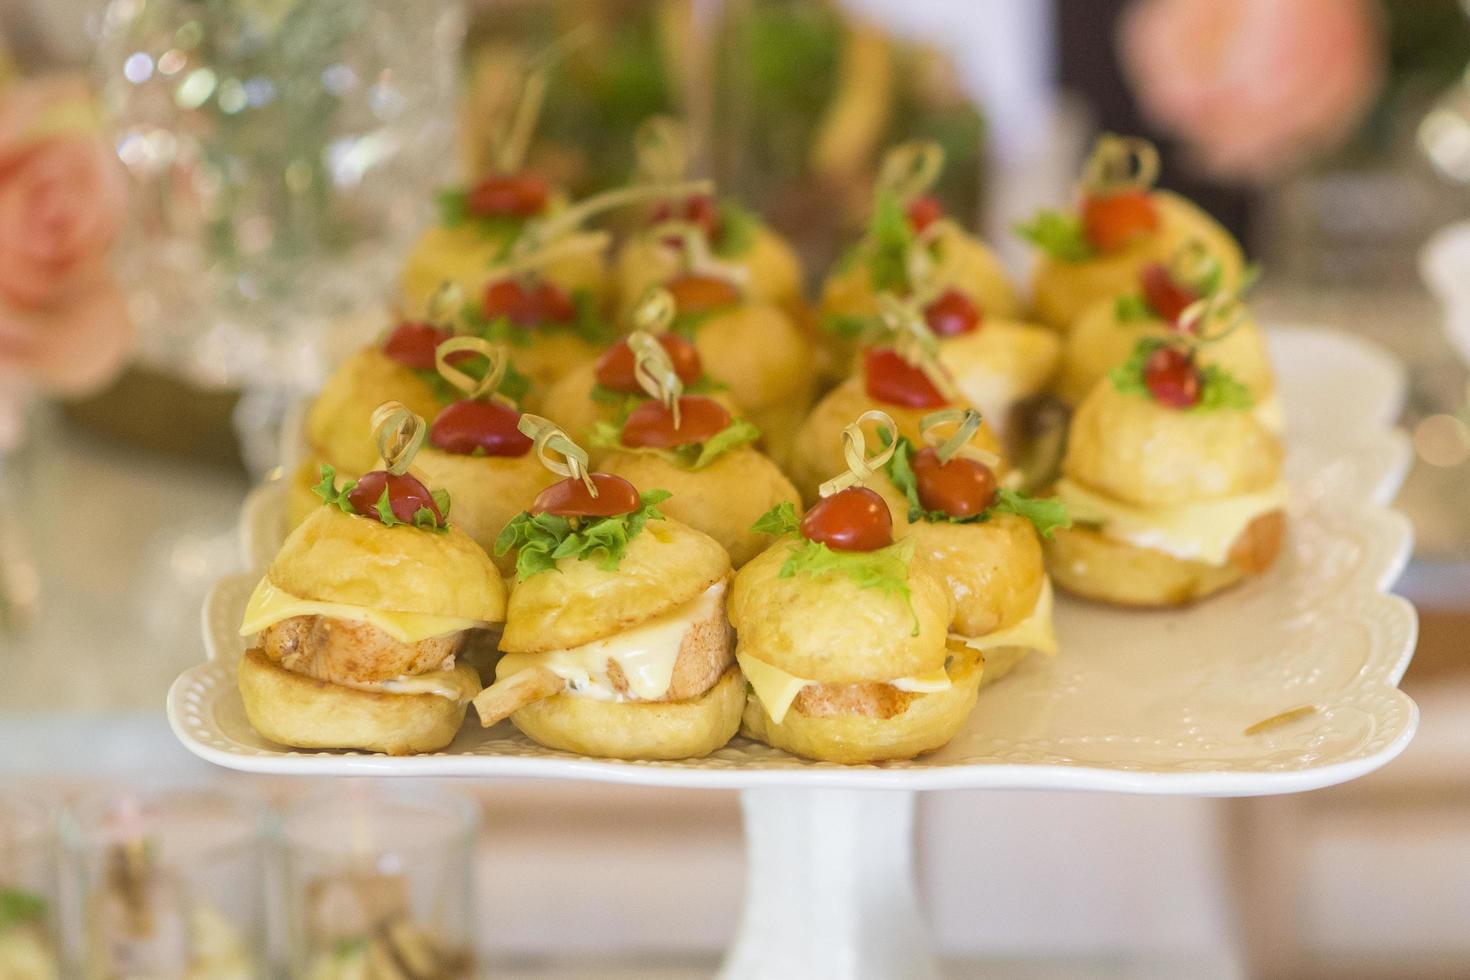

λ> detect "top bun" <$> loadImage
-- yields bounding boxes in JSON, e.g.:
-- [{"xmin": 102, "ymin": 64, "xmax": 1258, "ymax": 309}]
[
  {"xmin": 500, "ymin": 516, "xmax": 730, "ymax": 655},
  {"xmin": 729, "ymin": 538, "xmax": 953, "ymax": 683},
  {"xmin": 306, "ymin": 348, "xmax": 441, "ymax": 475},
  {"xmin": 270, "ymin": 506, "xmax": 506, "ymax": 623},
  {"xmin": 1065, "ymin": 381, "xmax": 1282, "ymax": 507}
]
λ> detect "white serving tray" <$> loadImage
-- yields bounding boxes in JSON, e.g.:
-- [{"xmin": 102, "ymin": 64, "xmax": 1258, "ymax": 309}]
[{"xmin": 169, "ymin": 326, "xmax": 1418, "ymax": 796}]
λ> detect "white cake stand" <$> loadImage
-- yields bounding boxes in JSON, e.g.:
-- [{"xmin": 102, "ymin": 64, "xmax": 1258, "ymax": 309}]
[{"xmin": 170, "ymin": 327, "xmax": 1419, "ymax": 980}]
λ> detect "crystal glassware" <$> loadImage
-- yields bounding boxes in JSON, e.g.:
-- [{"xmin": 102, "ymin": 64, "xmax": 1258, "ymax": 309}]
[
  {"xmin": 65, "ymin": 787, "xmax": 266, "ymax": 980},
  {"xmin": 0, "ymin": 791, "xmax": 62, "ymax": 980},
  {"xmin": 278, "ymin": 781, "xmax": 478, "ymax": 979}
]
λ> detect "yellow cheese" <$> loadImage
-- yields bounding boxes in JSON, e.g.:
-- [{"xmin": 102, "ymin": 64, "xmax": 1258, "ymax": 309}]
[
  {"xmin": 238, "ymin": 578, "xmax": 487, "ymax": 644},
  {"xmin": 1054, "ymin": 479, "xmax": 1289, "ymax": 566},
  {"xmin": 370, "ymin": 670, "xmax": 468, "ymax": 701},
  {"xmin": 496, "ymin": 583, "xmax": 725, "ymax": 703},
  {"xmin": 736, "ymin": 655, "xmax": 954, "ymax": 725},
  {"xmin": 1254, "ymin": 392, "xmax": 1285, "ymax": 432},
  {"xmin": 953, "ymin": 577, "xmax": 1058, "ymax": 657}
]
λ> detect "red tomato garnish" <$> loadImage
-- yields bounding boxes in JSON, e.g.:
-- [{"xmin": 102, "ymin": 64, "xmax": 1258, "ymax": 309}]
[
  {"xmin": 923, "ymin": 289, "xmax": 981, "ymax": 337},
  {"xmin": 621, "ymin": 396, "xmax": 732, "ymax": 449},
  {"xmin": 594, "ymin": 334, "xmax": 703, "ymax": 393},
  {"xmin": 864, "ymin": 347, "xmax": 949, "ymax": 409},
  {"xmin": 347, "ymin": 471, "xmax": 443, "ymax": 526},
  {"xmin": 652, "ymin": 193, "xmax": 722, "ymax": 246},
  {"xmin": 911, "ymin": 447, "xmax": 996, "ymax": 518},
  {"xmin": 1139, "ymin": 264, "xmax": 1197, "ymax": 327},
  {"xmin": 428, "ymin": 400, "xmax": 532, "ymax": 457},
  {"xmin": 905, "ymin": 195, "xmax": 944, "ymax": 233},
  {"xmin": 531, "ymin": 473, "xmax": 641, "ymax": 517},
  {"xmin": 483, "ymin": 279, "xmax": 576, "ymax": 327},
  {"xmin": 466, "ymin": 172, "xmax": 549, "ymax": 218},
  {"xmin": 381, "ymin": 322, "xmax": 454, "ymax": 371},
  {"xmin": 1143, "ymin": 346, "xmax": 1201, "ymax": 409},
  {"xmin": 800, "ymin": 486, "xmax": 893, "ymax": 552},
  {"xmin": 1081, "ymin": 190, "xmax": 1159, "ymax": 253},
  {"xmin": 665, "ymin": 274, "xmax": 742, "ymax": 315}
]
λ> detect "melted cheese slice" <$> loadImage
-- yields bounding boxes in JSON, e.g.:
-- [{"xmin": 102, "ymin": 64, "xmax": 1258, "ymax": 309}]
[
  {"xmin": 1254, "ymin": 392, "xmax": 1285, "ymax": 433},
  {"xmin": 737, "ymin": 656, "xmax": 954, "ymax": 726},
  {"xmin": 1055, "ymin": 478, "xmax": 1289, "ymax": 565},
  {"xmin": 952, "ymin": 577, "xmax": 1058, "ymax": 657},
  {"xmin": 497, "ymin": 583, "xmax": 725, "ymax": 703},
  {"xmin": 239, "ymin": 578, "xmax": 487, "ymax": 644}
]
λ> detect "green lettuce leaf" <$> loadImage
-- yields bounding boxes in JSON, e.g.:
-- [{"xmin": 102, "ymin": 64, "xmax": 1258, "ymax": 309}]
[
  {"xmin": 0, "ymin": 889, "xmax": 46, "ymax": 930},
  {"xmin": 715, "ymin": 199, "xmax": 758, "ymax": 257},
  {"xmin": 495, "ymin": 490, "xmax": 673, "ymax": 579},
  {"xmin": 1015, "ymin": 210, "xmax": 1096, "ymax": 263},
  {"xmin": 883, "ymin": 437, "xmax": 1069, "ymax": 536},
  {"xmin": 312, "ymin": 464, "xmax": 358, "ymax": 514},
  {"xmin": 822, "ymin": 312, "xmax": 880, "ymax": 341},
  {"xmin": 1197, "ymin": 364, "xmax": 1255, "ymax": 410},
  {"xmin": 593, "ymin": 418, "xmax": 762, "ymax": 471},
  {"xmin": 866, "ymin": 192, "xmax": 914, "ymax": 292},
  {"xmin": 991, "ymin": 488, "xmax": 1070, "ymax": 539},
  {"xmin": 434, "ymin": 187, "xmax": 523, "ymax": 242},
  {"xmin": 688, "ymin": 418, "xmax": 761, "ymax": 469},
  {"xmin": 751, "ymin": 500, "xmax": 800, "ymax": 536},
  {"xmin": 1114, "ymin": 293, "xmax": 1154, "ymax": 322}
]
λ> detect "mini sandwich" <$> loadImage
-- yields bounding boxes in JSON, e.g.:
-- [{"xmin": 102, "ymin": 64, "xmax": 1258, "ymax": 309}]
[
  {"xmin": 732, "ymin": 412, "xmax": 976, "ymax": 764},
  {"xmin": 871, "ymin": 409, "xmax": 1070, "ymax": 685},
  {"xmin": 1046, "ymin": 337, "xmax": 1287, "ymax": 606},
  {"xmin": 1019, "ymin": 134, "xmax": 1246, "ymax": 332},
  {"xmin": 472, "ymin": 417, "xmax": 742, "ymax": 760},
  {"xmin": 820, "ymin": 141, "xmax": 1024, "ymax": 383},
  {"xmin": 615, "ymin": 117, "xmax": 805, "ymax": 322},
  {"xmin": 791, "ymin": 308, "xmax": 1004, "ymax": 505},
  {"xmin": 1055, "ymin": 244, "xmax": 1279, "ymax": 428},
  {"xmin": 239, "ymin": 404, "xmax": 505, "ymax": 755}
]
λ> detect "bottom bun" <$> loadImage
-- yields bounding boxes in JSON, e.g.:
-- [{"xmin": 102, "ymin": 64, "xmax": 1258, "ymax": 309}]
[
  {"xmin": 741, "ymin": 652, "xmax": 983, "ymax": 764},
  {"xmin": 1044, "ymin": 512, "xmax": 1284, "ymax": 608},
  {"xmin": 510, "ymin": 668, "xmax": 745, "ymax": 760},
  {"xmin": 237, "ymin": 648, "xmax": 477, "ymax": 755}
]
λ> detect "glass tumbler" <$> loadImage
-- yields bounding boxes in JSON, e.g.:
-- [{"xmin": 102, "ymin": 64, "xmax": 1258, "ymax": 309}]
[
  {"xmin": 279, "ymin": 781, "xmax": 478, "ymax": 979},
  {"xmin": 0, "ymin": 791, "xmax": 62, "ymax": 979},
  {"xmin": 66, "ymin": 787, "xmax": 265, "ymax": 980}
]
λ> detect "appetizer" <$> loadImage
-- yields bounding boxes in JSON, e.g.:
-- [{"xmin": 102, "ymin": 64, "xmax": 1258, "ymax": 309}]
[
  {"xmin": 593, "ymin": 327, "xmax": 801, "ymax": 566},
  {"xmin": 820, "ymin": 141, "xmax": 1024, "ymax": 380},
  {"xmin": 1019, "ymin": 134, "xmax": 1246, "ymax": 332},
  {"xmin": 790, "ymin": 304, "xmax": 1004, "ymax": 504},
  {"xmin": 403, "ymin": 338, "xmax": 554, "ymax": 576},
  {"xmin": 872, "ymin": 409, "xmax": 1069, "ymax": 685},
  {"xmin": 240, "ymin": 404, "xmax": 505, "ymax": 755},
  {"xmin": 302, "ymin": 871, "xmax": 471, "ymax": 980},
  {"xmin": 473, "ymin": 417, "xmax": 742, "ymax": 760},
  {"xmin": 1055, "ymin": 244, "xmax": 1278, "ymax": 426},
  {"xmin": 732, "ymin": 412, "xmax": 976, "ymax": 764},
  {"xmin": 614, "ymin": 117, "xmax": 806, "ymax": 321},
  {"xmin": 1046, "ymin": 337, "xmax": 1287, "ymax": 606},
  {"xmin": 537, "ymin": 288, "xmax": 740, "ymax": 464}
]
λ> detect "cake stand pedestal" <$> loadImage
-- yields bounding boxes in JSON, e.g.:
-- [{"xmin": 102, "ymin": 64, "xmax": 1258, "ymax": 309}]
[{"xmin": 720, "ymin": 788, "xmax": 934, "ymax": 980}]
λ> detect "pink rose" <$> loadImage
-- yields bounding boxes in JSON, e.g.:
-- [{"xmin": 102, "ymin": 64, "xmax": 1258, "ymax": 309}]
[
  {"xmin": 0, "ymin": 279, "xmax": 133, "ymax": 396},
  {"xmin": 0, "ymin": 76, "xmax": 128, "ymax": 310},
  {"xmin": 1119, "ymin": 0, "xmax": 1384, "ymax": 180}
]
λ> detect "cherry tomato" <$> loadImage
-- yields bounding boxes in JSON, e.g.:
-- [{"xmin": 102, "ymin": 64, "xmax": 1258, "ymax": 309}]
[
  {"xmin": 665, "ymin": 274, "xmax": 742, "ymax": 315},
  {"xmin": 1139, "ymin": 264, "xmax": 1197, "ymax": 327},
  {"xmin": 347, "ymin": 471, "xmax": 443, "ymax": 526},
  {"xmin": 800, "ymin": 486, "xmax": 894, "ymax": 552},
  {"xmin": 863, "ymin": 347, "xmax": 949, "ymax": 409},
  {"xmin": 594, "ymin": 334, "xmax": 703, "ymax": 393},
  {"xmin": 652, "ymin": 193, "xmax": 722, "ymax": 245},
  {"xmin": 429, "ymin": 400, "xmax": 532, "ymax": 457},
  {"xmin": 531, "ymin": 473, "xmax": 641, "ymax": 517},
  {"xmin": 483, "ymin": 279, "xmax": 576, "ymax": 327},
  {"xmin": 1143, "ymin": 346, "xmax": 1201, "ymax": 409},
  {"xmin": 911, "ymin": 446, "xmax": 997, "ymax": 518},
  {"xmin": 381, "ymin": 322, "xmax": 454, "ymax": 371},
  {"xmin": 905, "ymin": 195, "xmax": 944, "ymax": 233},
  {"xmin": 466, "ymin": 172, "xmax": 549, "ymax": 218},
  {"xmin": 1081, "ymin": 190, "xmax": 1159, "ymax": 254},
  {"xmin": 621, "ymin": 396, "xmax": 733, "ymax": 449},
  {"xmin": 923, "ymin": 289, "xmax": 981, "ymax": 337}
]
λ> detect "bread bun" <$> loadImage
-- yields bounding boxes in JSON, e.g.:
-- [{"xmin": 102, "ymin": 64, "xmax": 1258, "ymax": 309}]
[
  {"xmin": 269, "ymin": 507, "xmax": 506, "ymax": 623},
  {"xmin": 615, "ymin": 223, "xmax": 803, "ymax": 319},
  {"xmin": 898, "ymin": 512, "xmax": 1046, "ymax": 638},
  {"xmin": 238, "ymin": 649, "xmax": 477, "ymax": 755},
  {"xmin": 306, "ymin": 349, "xmax": 441, "ymax": 475},
  {"xmin": 408, "ymin": 448, "xmax": 553, "ymax": 577}
]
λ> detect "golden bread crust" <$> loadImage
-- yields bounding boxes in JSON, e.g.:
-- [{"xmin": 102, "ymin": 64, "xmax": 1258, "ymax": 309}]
[
  {"xmin": 600, "ymin": 446, "xmax": 801, "ymax": 568},
  {"xmin": 728, "ymin": 538, "xmax": 954, "ymax": 682},
  {"xmin": 898, "ymin": 511, "xmax": 1046, "ymax": 638},
  {"xmin": 237, "ymin": 649, "xmax": 476, "ymax": 755},
  {"xmin": 1064, "ymin": 383, "xmax": 1283, "ymax": 507},
  {"xmin": 306, "ymin": 348, "xmax": 441, "ymax": 475},
  {"xmin": 408, "ymin": 447, "xmax": 553, "ymax": 577},
  {"xmin": 500, "ymin": 517, "xmax": 731, "ymax": 654},
  {"xmin": 937, "ymin": 319, "xmax": 1063, "ymax": 410},
  {"xmin": 615, "ymin": 222, "xmax": 803, "ymax": 317},
  {"xmin": 269, "ymin": 507, "xmax": 506, "ymax": 622},
  {"xmin": 693, "ymin": 302, "xmax": 816, "ymax": 415},
  {"xmin": 508, "ymin": 667, "xmax": 744, "ymax": 760}
]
